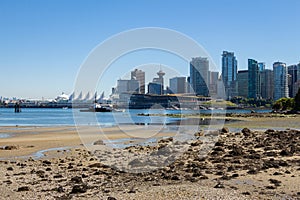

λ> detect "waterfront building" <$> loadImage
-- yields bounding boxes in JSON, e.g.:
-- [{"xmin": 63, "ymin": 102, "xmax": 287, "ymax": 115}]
[
  {"xmin": 260, "ymin": 69, "xmax": 274, "ymax": 99},
  {"xmin": 248, "ymin": 59, "xmax": 261, "ymax": 99},
  {"xmin": 190, "ymin": 57, "xmax": 209, "ymax": 96},
  {"xmin": 237, "ymin": 70, "xmax": 248, "ymax": 98},
  {"xmin": 131, "ymin": 69, "xmax": 145, "ymax": 94},
  {"xmin": 273, "ymin": 62, "xmax": 289, "ymax": 100},
  {"xmin": 169, "ymin": 77, "xmax": 186, "ymax": 94},
  {"xmin": 222, "ymin": 51, "xmax": 238, "ymax": 99},
  {"xmin": 288, "ymin": 65, "xmax": 298, "ymax": 98}
]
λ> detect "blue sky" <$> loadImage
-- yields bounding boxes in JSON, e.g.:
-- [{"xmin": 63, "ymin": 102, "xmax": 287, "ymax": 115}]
[{"xmin": 1, "ymin": 0, "xmax": 300, "ymax": 99}]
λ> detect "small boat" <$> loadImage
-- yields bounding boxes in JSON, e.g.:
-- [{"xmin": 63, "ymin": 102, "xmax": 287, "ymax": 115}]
[{"xmin": 80, "ymin": 103, "xmax": 113, "ymax": 112}]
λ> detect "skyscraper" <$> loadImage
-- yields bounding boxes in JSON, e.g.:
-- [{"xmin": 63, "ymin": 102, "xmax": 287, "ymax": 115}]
[
  {"xmin": 248, "ymin": 59, "xmax": 261, "ymax": 99},
  {"xmin": 288, "ymin": 65, "xmax": 298, "ymax": 98},
  {"xmin": 190, "ymin": 57, "xmax": 209, "ymax": 96},
  {"xmin": 208, "ymin": 71, "xmax": 219, "ymax": 95},
  {"xmin": 258, "ymin": 62, "xmax": 265, "ymax": 71},
  {"xmin": 237, "ymin": 70, "xmax": 248, "ymax": 98},
  {"xmin": 260, "ymin": 69, "xmax": 274, "ymax": 100},
  {"xmin": 131, "ymin": 69, "xmax": 145, "ymax": 94},
  {"xmin": 273, "ymin": 62, "xmax": 289, "ymax": 100},
  {"xmin": 169, "ymin": 77, "xmax": 186, "ymax": 94},
  {"xmin": 222, "ymin": 51, "xmax": 238, "ymax": 99}
]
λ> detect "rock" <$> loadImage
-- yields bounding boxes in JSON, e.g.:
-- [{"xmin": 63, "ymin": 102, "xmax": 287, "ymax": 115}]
[
  {"xmin": 220, "ymin": 127, "xmax": 229, "ymax": 134},
  {"xmin": 241, "ymin": 128, "xmax": 251, "ymax": 137},
  {"xmin": 190, "ymin": 140, "xmax": 203, "ymax": 147},
  {"xmin": 269, "ymin": 179, "xmax": 281, "ymax": 186},
  {"xmin": 4, "ymin": 145, "xmax": 18, "ymax": 150},
  {"xmin": 265, "ymin": 129, "xmax": 275, "ymax": 134},
  {"xmin": 53, "ymin": 174, "xmax": 63, "ymax": 179},
  {"xmin": 214, "ymin": 182, "xmax": 225, "ymax": 188},
  {"xmin": 71, "ymin": 176, "xmax": 83, "ymax": 183},
  {"xmin": 158, "ymin": 137, "xmax": 173, "ymax": 143},
  {"xmin": 93, "ymin": 140, "xmax": 105, "ymax": 145},
  {"xmin": 42, "ymin": 160, "xmax": 51, "ymax": 165},
  {"xmin": 229, "ymin": 145, "xmax": 244, "ymax": 156},
  {"xmin": 171, "ymin": 175, "xmax": 180, "ymax": 180},
  {"xmin": 70, "ymin": 184, "xmax": 87, "ymax": 194},
  {"xmin": 107, "ymin": 197, "xmax": 117, "ymax": 200},
  {"xmin": 128, "ymin": 159, "xmax": 144, "ymax": 167},
  {"xmin": 17, "ymin": 186, "xmax": 30, "ymax": 192},
  {"xmin": 157, "ymin": 146, "xmax": 172, "ymax": 155},
  {"xmin": 7, "ymin": 166, "xmax": 13, "ymax": 171},
  {"xmin": 266, "ymin": 185, "xmax": 276, "ymax": 190},
  {"xmin": 242, "ymin": 192, "xmax": 251, "ymax": 195},
  {"xmin": 273, "ymin": 172, "xmax": 283, "ymax": 176},
  {"xmin": 56, "ymin": 186, "xmax": 64, "ymax": 193}
]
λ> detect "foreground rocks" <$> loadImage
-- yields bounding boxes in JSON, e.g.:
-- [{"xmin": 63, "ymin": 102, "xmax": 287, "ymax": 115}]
[{"xmin": 0, "ymin": 128, "xmax": 299, "ymax": 199}]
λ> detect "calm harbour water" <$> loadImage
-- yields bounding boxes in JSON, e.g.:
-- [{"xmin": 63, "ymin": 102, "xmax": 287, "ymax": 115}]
[{"xmin": 0, "ymin": 108, "xmax": 272, "ymax": 127}]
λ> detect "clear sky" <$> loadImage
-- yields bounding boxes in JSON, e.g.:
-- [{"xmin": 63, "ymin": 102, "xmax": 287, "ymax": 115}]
[{"xmin": 1, "ymin": 0, "xmax": 300, "ymax": 99}]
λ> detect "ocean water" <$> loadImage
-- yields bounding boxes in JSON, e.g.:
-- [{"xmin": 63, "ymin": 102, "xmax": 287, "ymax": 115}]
[{"xmin": 0, "ymin": 108, "xmax": 271, "ymax": 127}]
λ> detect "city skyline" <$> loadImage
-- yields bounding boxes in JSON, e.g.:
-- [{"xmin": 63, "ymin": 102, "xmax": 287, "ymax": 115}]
[{"xmin": 1, "ymin": 0, "xmax": 300, "ymax": 98}]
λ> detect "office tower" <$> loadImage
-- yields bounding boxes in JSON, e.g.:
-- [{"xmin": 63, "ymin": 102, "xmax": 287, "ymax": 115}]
[
  {"xmin": 148, "ymin": 82, "xmax": 162, "ymax": 95},
  {"xmin": 169, "ymin": 77, "xmax": 186, "ymax": 94},
  {"xmin": 131, "ymin": 69, "xmax": 145, "ymax": 94},
  {"xmin": 237, "ymin": 70, "xmax": 248, "ymax": 98},
  {"xmin": 248, "ymin": 59, "xmax": 261, "ymax": 99},
  {"xmin": 288, "ymin": 65, "xmax": 298, "ymax": 98},
  {"xmin": 209, "ymin": 71, "xmax": 219, "ymax": 95},
  {"xmin": 190, "ymin": 57, "xmax": 209, "ymax": 96},
  {"xmin": 258, "ymin": 62, "xmax": 265, "ymax": 71},
  {"xmin": 222, "ymin": 51, "xmax": 238, "ymax": 99},
  {"xmin": 260, "ymin": 69, "xmax": 274, "ymax": 99},
  {"xmin": 273, "ymin": 62, "xmax": 289, "ymax": 100},
  {"xmin": 116, "ymin": 79, "xmax": 139, "ymax": 94}
]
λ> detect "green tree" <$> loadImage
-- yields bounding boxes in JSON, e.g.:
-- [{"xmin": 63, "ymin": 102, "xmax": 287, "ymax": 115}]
[
  {"xmin": 294, "ymin": 88, "xmax": 300, "ymax": 111},
  {"xmin": 272, "ymin": 98, "xmax": 294, "ymax": 111}
]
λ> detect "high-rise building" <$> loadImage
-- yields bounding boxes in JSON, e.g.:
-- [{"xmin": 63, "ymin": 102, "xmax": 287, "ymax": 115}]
[
  {"xmin": 190, "ymin": 57, "xmax": 209, "ymax": 96},
  {"xmin": 222, "ymin": 51, "xmax": 238, "ymax": 99},
  {"xmin": 288, "ymin": 65, "xmax": 298, "ymax": 98},
  {"xmin": 273, "ymin": 62, "xmax": 288, "ymax": 100},
  {"xmin": 237, "ymin": 70, "xmax": 248, "ymax": 98},
  {"xmin": 258, "ymin": 62, "xmax": 265, "ymax": 71},
  {"xmin": 131, "ymin": 69, "xmax": 145, "ymax": 94},
  {"xmin": 248, "ymin": 59, "xmax": 261, "ymax": 99},
  {"xmin": 209, "ymin": 71, "xmax": 219, "ymax": 95},
  {"xmin": 148, "ymin": 82, "xmax": 162, "ymax": 95},
  {"xmin": 169, "ymin": 77, "xmax": 186, "ymax": 94},
  {"xmin": 260, "ymin": 69, "xmax": 274, "ymax": 99},
  {"xmin": 116, "ymin": 79, "xmax": 139, "ymax": 94}
]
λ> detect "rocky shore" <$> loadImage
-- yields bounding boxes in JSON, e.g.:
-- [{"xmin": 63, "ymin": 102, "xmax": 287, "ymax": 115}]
[{"xmin": 0, "ymin": 127, "xmax": 299, "ymax": 199}]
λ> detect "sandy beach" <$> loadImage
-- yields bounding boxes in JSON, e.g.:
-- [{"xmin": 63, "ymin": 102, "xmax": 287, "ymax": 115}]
[{"xmin": 0, "ymin": 114, "xmax": 299, "ymax": 199}]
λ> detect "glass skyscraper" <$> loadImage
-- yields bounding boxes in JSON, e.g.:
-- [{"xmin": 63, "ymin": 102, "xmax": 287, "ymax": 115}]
[
  {"xmin": 221, "ymin": 51, "xmax": 237, "ymax": 99},
  {"xmin": 190, "ymin": 57, "xmax": 209, "ymax": 96},
  {"xmin": 273, "ymin": 62, "xmax": 289, "ymax": 100},
  {"xmin": 248, "ymin": 59, "xmax": 261, "ymax": 99}
]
